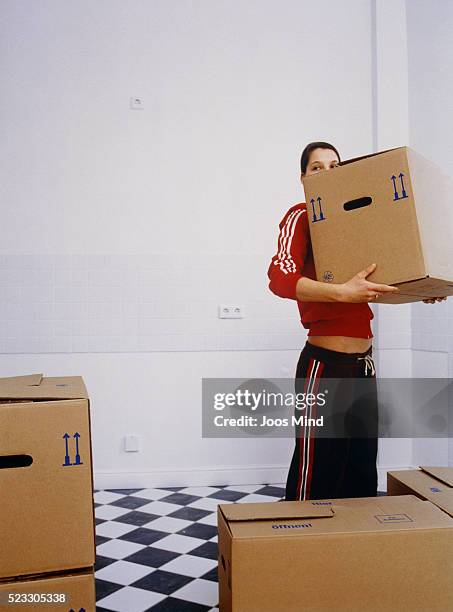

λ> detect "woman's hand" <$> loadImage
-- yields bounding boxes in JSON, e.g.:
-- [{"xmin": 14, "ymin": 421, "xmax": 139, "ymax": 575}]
[
  {"xmin": 422, "ymin": 297, "xmax": 447, "ymax": 304},
  {"xmin": 338, "ymin": 263, "xmax": 399, "ymax": 303}
]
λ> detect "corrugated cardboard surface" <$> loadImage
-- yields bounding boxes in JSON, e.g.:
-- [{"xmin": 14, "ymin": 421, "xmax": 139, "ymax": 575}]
[
  {"xmin": 302, "ymin": 146, "xmax": 453, "ymax": 303},
  {"xmin": 218, "ymin": 495, "xmax": 453, "ymax": 611},
  {"xmin": 421, "ymin": 465, "xmax": 453, "ymax": 487},
  {"xmin": 0, "ymin": 375, "xmax": 95, "ymax": 580},
  {"xmin": 0, "ymin": 568, "xmax": 95, "ymax": 611},
  {"xmin": 406, "ymin": 148, "xmax": 453, "ymax": 282},
  {"xmin": 0, "ymin": 374, "xmax": 88, "ymax": 400},
  {"xmin": 221, "ymin": 501, "xmax": 334, "ymax": 522},
  {"xmin": 388, "ymin": 467, "xmax": 453, "ymax": 518}
]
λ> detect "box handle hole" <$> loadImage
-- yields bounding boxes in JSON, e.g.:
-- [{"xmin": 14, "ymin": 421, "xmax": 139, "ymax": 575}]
[
  {"xmin": 0, "ymin": 454, "xmax": 33, "ymax": 469},
  {"xmin": 343, "ymin": 196, "xmax": 372, "ymax": 211}
]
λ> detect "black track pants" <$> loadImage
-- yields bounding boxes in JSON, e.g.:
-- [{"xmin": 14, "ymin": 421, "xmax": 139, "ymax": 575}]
[{"xmin": 285, "ymin": 341, "xmax": 378, "ymax": 501}]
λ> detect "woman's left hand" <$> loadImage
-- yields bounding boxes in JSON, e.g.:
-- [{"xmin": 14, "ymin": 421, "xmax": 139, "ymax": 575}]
[{"xmin": 422, "ymin": 297, "xmax": 447, "ymax": 304}]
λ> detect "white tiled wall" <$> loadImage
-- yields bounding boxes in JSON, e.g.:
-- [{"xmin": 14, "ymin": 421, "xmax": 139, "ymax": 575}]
[
  {"xmin": 411, "ymin": 300, "xmax": 450, "ymax": 354},
  {"xmin": 406, "ymin": 0, "xmax": 453, "ymax": 465},
  {"xmin": 0, "ymin": 253, "xmax": 306, "ymax": 354},
  {"xmin": 374, "ymin": 303, "xmax": 412, "ymax": 352},
  {"xmin": 411, "ymin": 302, "xmax": 452, "ymax": 466}
]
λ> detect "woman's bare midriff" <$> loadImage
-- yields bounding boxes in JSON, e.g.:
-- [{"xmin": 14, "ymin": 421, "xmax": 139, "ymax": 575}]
[{"xmin": 307, "ymin": 335, "xmax": 372, "ymax": 354}]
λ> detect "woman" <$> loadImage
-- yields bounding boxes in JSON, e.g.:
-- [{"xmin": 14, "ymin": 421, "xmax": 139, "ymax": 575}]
[{"xmin": 267, "ymin": 141, "xmax": 446, "ymax": 501}]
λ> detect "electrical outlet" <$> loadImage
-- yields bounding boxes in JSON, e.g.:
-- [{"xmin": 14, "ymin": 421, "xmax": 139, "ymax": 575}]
[
  {"xmin": 130, "ymin": 96, "xmax": 144, "ymax": 110},
  {"xmin": 219, "ymin": 305, "xmax": 244, "ymax": 319}
]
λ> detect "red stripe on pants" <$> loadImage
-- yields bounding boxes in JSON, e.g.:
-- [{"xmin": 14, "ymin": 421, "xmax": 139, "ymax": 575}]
[{"xmin": 296, "ymin": 358, "xmax": 325, "ymax": 500}]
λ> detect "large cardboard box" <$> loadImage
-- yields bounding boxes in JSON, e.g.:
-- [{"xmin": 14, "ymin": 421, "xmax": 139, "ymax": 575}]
[
  {"xmin": 0, "ymin": 374, "xmax": 95, "ymax": 580},
  {"xmin": 0, "ymin": 568, "xmax": 95, "ymax": 611},
  {"xmin": 217, "ymin": 495, "xmax": 453, "ymax": 611},
  {"xmin": 387, "ymin": 466, "xmax": 453, "ymax": 517},
  {"xmin": 302, "ymin": 146, "xmax": 453, "ymax": 303}
]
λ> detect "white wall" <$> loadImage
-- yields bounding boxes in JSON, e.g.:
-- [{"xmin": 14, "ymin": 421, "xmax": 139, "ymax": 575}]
[
  {"xmin": 0, "ymin": 0, "xmax": 374, "ymax": 358},
  {"xmin": 372, "ymin": 0, "xmax": 413, "ymax": 481},
  {"xmin": 0, "ymin": 0, "xmax": 423, "ymax": 489},
  {"xmin": 405, "ymin": 0, "xmax": 453, "ymax": 466}
]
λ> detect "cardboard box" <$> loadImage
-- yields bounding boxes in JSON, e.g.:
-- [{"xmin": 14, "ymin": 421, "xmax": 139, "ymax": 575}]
[
  {"xmin": 0, "ymin": 374, "xmax": 95, "ymax": 580},
  {"xmin": 387, "ymin": 466, "xmax": 453, "ymax": 517},
  {"xmin": 0, "ymin": 568, "xmax": 95, "ymax": 611},
  {"xmin": 217, "ymin": 495, "xmax": 453, "ymax": 611},
  {"xmin": 302, "ymin": 146, "xmax": 453, "ymax": 303}
]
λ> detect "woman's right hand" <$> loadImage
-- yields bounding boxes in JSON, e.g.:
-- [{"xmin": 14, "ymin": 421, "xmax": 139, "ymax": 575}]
[{"xmin": 338, "ymin": 263, "xmax": 399, "ymax": 303}]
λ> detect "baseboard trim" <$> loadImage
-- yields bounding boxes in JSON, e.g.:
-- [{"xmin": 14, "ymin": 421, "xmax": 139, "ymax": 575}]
[
  {"xmin": 94, "ymin": 464, "xmax": 414, "ymax": 492},
  {"xmin": 94, "ymin": 465, "xmax": 289, "ymax": 490}
]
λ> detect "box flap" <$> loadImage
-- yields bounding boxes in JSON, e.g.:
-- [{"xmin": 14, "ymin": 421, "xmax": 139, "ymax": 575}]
[
  {"xmin": 337, "ymin": 146, "xmax": 403, "ymax": 167},
  {"xmin": 420, "ymin": 466, "xmax": 453, "ymax": 488},
  {"xmin": 0, "ymin": 375, "xmax": 88, "ymax": 400},
  {"xmin": 0, "ymin": 374, "xmax": 43, "ymax": 387},
  {"xmin": 220, "ymin": 501, "xmax": 334, "ymax": 522}
]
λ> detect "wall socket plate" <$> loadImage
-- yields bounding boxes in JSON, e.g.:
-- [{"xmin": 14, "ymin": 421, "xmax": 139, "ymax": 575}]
[
  {"xmin": 219, "ymin": 305, "xmax": 244, "ymax": 319},
  {"xmin": 130, "ymin": 97, "xmax": 144, "ymax": 110},
  {"xmin": 124, "ymin": 435, "xmax": 142, "ymax": 452}
]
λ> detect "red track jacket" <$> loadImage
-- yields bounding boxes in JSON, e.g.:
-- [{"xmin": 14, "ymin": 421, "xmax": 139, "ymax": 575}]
[{"xmin": 267, "ymin": 203, "xmax": 373, "ymax": 338}]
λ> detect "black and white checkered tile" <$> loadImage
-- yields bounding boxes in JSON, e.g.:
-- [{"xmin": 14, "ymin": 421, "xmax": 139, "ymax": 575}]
[{"xmin": 94, "ymin": 483, "xmax": 286, "ymax": 611}]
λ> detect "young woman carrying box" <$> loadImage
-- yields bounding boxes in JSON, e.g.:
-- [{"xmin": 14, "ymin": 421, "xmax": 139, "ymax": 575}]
[{"xmin": 268, "ymin": 141, "xmax": 446, "ymax": 500}]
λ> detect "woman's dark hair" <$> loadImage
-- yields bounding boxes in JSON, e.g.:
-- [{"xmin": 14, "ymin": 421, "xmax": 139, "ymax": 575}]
[{"xmin": 300, "ymin": 141, "xmax": 341, "ymax": 175}]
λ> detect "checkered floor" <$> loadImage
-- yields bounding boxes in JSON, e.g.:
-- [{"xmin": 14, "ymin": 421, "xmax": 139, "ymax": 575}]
[{"xmin": 94, "ymin": 483, "xmax": 286, "ymax": 611}]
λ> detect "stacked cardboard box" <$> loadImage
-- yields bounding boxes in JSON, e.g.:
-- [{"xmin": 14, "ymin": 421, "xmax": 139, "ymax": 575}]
[
  {"xmin": 217, "ymin": 495, "xmax": 453, "ymax": 611},
  {"xmin": 302, "ymin": 146, "xmax": 453, "ymax": 303},
  {"xmin": 0, "ymin": 374, "xmax": 96, "ymax": 611},
  {"xmin": 387, "ymin": 466, "xmax": 453, "ymax": 517}
]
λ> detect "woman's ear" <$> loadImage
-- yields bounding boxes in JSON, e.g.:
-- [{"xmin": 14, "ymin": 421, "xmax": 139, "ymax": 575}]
[{"xmin": 300, "ymin": 172, "xmax": 304, "ymax": 185}]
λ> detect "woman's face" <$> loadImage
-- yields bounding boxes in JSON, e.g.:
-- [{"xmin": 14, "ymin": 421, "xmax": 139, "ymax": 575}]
[{"xmin": 303, "ymin": 148, "xmax": 340, "ymax": 177}]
